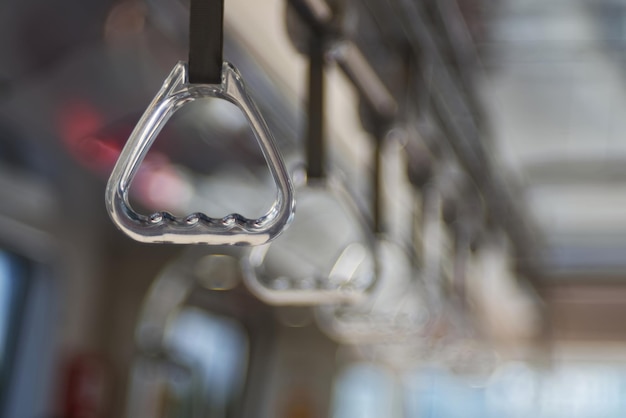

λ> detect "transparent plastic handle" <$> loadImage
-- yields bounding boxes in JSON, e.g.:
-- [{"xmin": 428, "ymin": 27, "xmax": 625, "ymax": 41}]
[
  {"xmin": 242, "ymin": 180, "xmax": 377, "ymax": 305},
  {"xmin": 315, "ymin": 239, "xmax": 430, "ymax": 344},
  {"xmin": 105, "ymin": 61, "xmax": 295, "ymax": 245}
]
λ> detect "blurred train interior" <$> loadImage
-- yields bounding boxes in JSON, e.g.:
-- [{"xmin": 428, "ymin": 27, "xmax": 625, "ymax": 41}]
[{"xmin": 2, "ymin": 0, "xmax": 626, "ymax": 417}]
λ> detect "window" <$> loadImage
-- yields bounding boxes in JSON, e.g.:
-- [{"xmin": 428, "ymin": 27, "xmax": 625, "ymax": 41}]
[
  {"xmin": 0, "ymin": 250, "xmax": 31, "ymax": 414},
  {"xmin": 331, "ymin": 363, "xmax": 399, "ymax": 418},
  {"xmin": 165, "ymin": 308, "xmax": 249, "ymax": 415},
  {"xmin": 404, "ymin": 362, "xmax": 626, "ymax": 418},
  {"xmin": 127, "ymin": 307, "xmax": 249, "ymax": 418}
]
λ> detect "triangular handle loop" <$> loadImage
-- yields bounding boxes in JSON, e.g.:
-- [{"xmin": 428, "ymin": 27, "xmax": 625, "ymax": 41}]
[{"xmin": 105, "ymin": 61, "xmax": 295, "ymax": 245}]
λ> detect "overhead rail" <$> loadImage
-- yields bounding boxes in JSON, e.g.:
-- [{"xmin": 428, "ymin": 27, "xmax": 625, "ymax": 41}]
[{"xmin": 288, "ymin": 0, "xmax": 539, "ymax": 276}]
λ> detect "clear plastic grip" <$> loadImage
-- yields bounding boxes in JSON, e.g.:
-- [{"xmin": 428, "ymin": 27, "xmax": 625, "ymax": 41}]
[
  {"xmin": 242, "ymin": 178, "xmax": 377, "ymax": 305},
  {"xmin": 105, "ymin": 61, "xmax": 295, "ymax": 245}
]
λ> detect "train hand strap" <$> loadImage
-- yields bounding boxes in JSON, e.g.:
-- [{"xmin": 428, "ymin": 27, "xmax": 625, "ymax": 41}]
[{"xmin": 105, "ymin": 61, "xmax": 295, "ymax": 245}]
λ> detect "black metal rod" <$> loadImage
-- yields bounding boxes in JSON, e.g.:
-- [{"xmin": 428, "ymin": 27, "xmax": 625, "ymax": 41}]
[
  {"xmin": 453, "ymin": 224, "xmax": 470, "ymax": 307},
  {"xmin": 188, "ymin": 0, "xmax": 224, "ymax": 84},
  {"xmin": 306, "ymin": 38, "xmax": 325, "ymax": 179},
  {"xmin": 392, "ymin": 0, "xmax": 538, "ymax": 274},
  {"xmin": 332, "ymin": 42, "xmax": 397, "ymax": 123},
  {"xmin": 372, "ymin": 132, "xmax": 384, "ymax": 235}
]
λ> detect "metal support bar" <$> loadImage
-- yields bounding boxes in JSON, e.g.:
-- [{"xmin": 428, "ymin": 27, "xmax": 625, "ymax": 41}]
[
  {"xmin": 329, "ymin": 41, "xmax": 398, "ymax": 124},
  {"xmin": 306, "ymin": 38, "xmax": 326, "ymax": 179},
  {"xmin": 288, "ymin": 0, "xmax": 398, "ymax": 124},
  {"xmin": 391, "ymin": 0, "xmax": 538, "ymax": 274},
  {"xmin": 287, "ymin": 0, "xmax": 537, "ymax": 276}
]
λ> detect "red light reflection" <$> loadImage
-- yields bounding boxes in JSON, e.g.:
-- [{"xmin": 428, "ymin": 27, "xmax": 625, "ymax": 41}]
[{"xmin": 57, "ymin": 100, "xmax": 192, "ymax": 212}]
